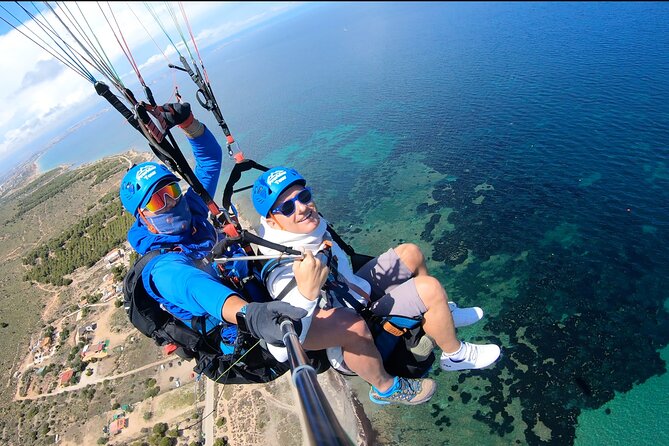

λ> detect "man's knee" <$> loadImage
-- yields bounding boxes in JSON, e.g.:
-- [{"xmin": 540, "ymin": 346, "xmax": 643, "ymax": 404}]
[
  {"xmin": 348, "ymin": 315, "xmax": 374, "ymax": 342},
  {"xmin": 413, "ymin": 276, "xmax": 446, "ymax": 304},
  {"xmin": 394, "ymin": 243, "xmax": 425, "ymax": 272}
]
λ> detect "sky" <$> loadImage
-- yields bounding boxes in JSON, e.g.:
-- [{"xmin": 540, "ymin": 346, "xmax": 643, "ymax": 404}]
[{"xmin": 0, "ymin": 1, "xmax": 302, "ymax": 173}]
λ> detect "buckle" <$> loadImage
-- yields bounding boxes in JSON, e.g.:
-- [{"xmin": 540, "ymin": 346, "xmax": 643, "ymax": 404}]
[{"xmin": 382, "ymin": 321, "xmax": 408, "ymax": 337}]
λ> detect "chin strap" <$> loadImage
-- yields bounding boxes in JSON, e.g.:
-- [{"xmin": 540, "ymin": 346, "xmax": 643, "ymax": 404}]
[
  {"xmin": 138, "ymin": 209, "xmax": 159, "ymax": 234},
  {"xmin": 269, "ymin": 214, "xmax": 286, "ymax": 231}
]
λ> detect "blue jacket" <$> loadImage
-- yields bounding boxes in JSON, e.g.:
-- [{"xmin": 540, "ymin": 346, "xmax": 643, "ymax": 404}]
[{"xmin": 127, "ymin": 126, "xmax": 235, "ymax": 324}]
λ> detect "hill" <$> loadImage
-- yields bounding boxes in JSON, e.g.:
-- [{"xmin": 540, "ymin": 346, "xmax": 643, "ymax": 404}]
[{"xmin": 0, "ymin": 152, "xmax": 369, "ymax": 446}]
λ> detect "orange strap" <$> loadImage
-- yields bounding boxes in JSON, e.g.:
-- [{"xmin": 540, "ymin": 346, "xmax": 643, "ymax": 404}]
[{"xmin": 382, "ymin": 321, "xmax": 409, "ymax": 337}]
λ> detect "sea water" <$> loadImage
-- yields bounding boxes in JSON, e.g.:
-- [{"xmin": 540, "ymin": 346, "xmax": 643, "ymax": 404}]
[{"xmin": 38, "ymin": 3, "xmax": 669, "ymax": 444}]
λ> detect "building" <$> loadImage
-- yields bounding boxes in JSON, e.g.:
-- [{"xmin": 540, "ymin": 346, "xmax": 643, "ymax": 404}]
[
  {"xmin": 81, "ymin": 340, "xmax": 109, "ymax": 361},
  {"xmin": 104, "ymin": 250, "xmax": 122, "ymax": 265},
  {"xmin": 60, "ymin": 369, "xmax": 74, "ymax": 386},
  {"xmin": 40, "ymin": 336, "xmax": 51, "ymax": 349},
  {"xmin": 109, "ymin": 417, "xmax": 128, "ymax": 435}
]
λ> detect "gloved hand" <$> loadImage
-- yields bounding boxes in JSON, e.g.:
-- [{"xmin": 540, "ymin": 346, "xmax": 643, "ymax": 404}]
[
  {"xmin": 243, "ymin": 301, "xmax": 307, "ymax": 346},
  {"xmin": 158, "ymin": 102, "xmax": 193, "ymax": 129}
]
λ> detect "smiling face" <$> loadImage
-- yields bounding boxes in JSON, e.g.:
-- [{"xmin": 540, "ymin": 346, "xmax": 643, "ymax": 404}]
[{"xmin": 266, "ymin": 184, "xmax": 320, "ymax": 234}]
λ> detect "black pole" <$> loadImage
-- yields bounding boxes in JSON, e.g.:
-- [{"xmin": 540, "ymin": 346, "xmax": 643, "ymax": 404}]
[{"xmin": 280, "ymin": 320, "xmax": 354, "ymax": 446}]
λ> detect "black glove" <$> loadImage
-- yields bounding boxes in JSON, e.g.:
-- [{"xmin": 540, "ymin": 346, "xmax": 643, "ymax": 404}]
[
  {"xmin": 243, "ymin": 301, "xmax": 307, "ymax": 346},
  {"xmin": 159, "ymin": 102, "xmax": 192, "ymax": 129}
]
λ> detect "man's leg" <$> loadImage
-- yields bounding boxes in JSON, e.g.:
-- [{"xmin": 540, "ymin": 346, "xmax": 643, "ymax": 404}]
[
  {"xmin": 302, "ymin": 307, "xmax": 395, "ymax": 392},
  {"xmin": 393, "ymin": 243, "xmax": 428, "ymax": 277},
  {"xmin": 371, "ymin": 276, "xmax": 501, "ymax": 371},
  {"xmin": 392, "ymin": 244, "xmax": 464, "ymax": 349},
  {"xmin": 392, "ymin": 243, "xmax": 483, "ymax": 327},
  {"xmin": 413, "ymin": 276, "xmax": 461, "ymax": 352}
]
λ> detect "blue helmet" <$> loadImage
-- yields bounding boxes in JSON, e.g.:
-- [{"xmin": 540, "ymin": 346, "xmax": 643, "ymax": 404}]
[
  {"xmin": 252, "ymin": 167, "xmax": 306, "ymax": 217},
  {"xmin": 120, "ymin": 162, "xmax": 179, "ymax": 216}
]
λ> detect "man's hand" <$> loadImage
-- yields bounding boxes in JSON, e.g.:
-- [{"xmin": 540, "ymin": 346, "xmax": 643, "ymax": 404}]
[
  {"xmin": 243, "ymin": 301, "xmax": 307, "ymax": 346},
  {"xmin": 158, "ymin": 102, "xmax": 193, "ymax": 129},
  {"xmin": 293, "ymin": 250, "xmax": 329, "ymax": 300}
]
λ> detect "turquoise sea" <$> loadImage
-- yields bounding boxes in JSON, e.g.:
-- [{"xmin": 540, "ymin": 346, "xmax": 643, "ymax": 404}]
[{"xmin": 37, "ymin": 3, "xmax": 669, "ymax": 445}]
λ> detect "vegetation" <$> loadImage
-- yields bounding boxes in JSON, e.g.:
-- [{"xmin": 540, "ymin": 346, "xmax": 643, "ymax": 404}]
[
  {"xmin": 145, "ymin": 386, "xmax": 161, "ymax": 399},
  {"xmin": 22, "ymin": 198, "xmax": 134, "ymax": 286},
  {"xmin": 11, "ymin": 159, "xmax": 123, "ymax": 219},
  {"xmin": 111, "ymin": 264, "xmax": 127, "ymax": 282},
  {"xmin": 153, "ymin": 423, "xmax": 169, "ymax": 435},
  {"xmin": 0, "ymin": 152, "xmax": 158, "ymax": 446},
  {"xmin": 13, "ymin": 169, "xmax": 82, "ymax": 217},
  {"xmin": 12, "ymin": 167, "xmax": 64, "ymax": 200},
  {"xmin": 85, "ymin": 293, "xmax": 103, "ymax": 304}
]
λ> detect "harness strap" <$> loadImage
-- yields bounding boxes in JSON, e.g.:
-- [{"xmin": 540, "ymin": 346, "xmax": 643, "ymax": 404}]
[
  {"xmin": 276, "ymin": 278, "xmax": 297, "ymax": 302},
  {"xmin": 263, "ymin": 244, "xmax": 417, "ymax": 341}
]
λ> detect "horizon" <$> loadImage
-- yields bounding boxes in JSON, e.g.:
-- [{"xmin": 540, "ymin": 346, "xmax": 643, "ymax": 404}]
[{"xmin": 0, "ymin": 1, "xmax": 305, "ymax": 176}]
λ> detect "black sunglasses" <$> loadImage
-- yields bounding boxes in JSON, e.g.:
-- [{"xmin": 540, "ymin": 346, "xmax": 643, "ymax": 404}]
[{"xmin": 271, "ymin": 188, "xmax": 313, "ymax": 216}]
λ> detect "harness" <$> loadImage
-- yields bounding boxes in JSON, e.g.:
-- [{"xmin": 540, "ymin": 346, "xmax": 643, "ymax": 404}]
[
  {"xmin": 260, "ymin": 239, "xmax": 435, "ymax": 379},
  {"xmin": 123, "ymin": 247, "xmax": 292, "ymax": 384}
]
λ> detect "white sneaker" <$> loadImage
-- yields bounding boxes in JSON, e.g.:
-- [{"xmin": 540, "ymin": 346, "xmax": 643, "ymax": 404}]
[
  {"xmin": 449, "ymin": 301, "xmax": 484, "ymax": 328},
  {"xmin": 440, "ymin": 342, "xmax": 501, "ymax": 371}
]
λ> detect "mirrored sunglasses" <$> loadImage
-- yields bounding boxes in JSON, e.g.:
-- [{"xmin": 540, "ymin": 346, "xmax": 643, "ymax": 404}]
[
  {"xmin": 271, "ymin": 187, "xmax": 312, "ymax": 217},
  {"xmin": 143, "ymin": 182, "xmax": 182, "ymax": 213}
]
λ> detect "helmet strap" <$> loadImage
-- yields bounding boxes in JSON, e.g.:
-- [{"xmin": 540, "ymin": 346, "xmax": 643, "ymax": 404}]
[
  {"xmin": 269, "ymin": 213, "xmax": 286, "ymax": 231},
  {"xmin": 138, "ymin": 209, "xmax": 159, "ymax": 234}
]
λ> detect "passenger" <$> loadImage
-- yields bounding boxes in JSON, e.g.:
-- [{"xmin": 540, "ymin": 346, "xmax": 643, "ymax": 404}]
[
  {"xmin": 119, "ymin": 104, "xmax": 307, "ymax": 354},
  {"xmin": 251, "ymin": 167, "xmax": 501, "ymax": 405}
]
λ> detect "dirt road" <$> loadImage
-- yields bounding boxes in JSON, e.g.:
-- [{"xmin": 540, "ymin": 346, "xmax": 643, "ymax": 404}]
[{"xmin": 15, "ymin": 356, "xmax": 173, "ymax": 401}]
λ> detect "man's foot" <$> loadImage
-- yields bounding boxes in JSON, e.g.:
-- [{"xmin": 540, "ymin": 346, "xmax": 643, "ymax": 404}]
[
  {"xmin": 449, "ymin": 301, "xmax": 484, "ymax": 328},
  {"xmin": 369, "ymin": 377, "xmax": 436, "ymax": 406},
  {"xmin": 440, "ymin": 342, "xmax": 500, "ymax": 371}
]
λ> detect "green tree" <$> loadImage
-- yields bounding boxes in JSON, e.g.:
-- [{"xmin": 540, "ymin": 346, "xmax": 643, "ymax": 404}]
[
  {"xmin": 112, "ymin": 264, "xmax": 127, "ymax": 281},
  {"xmin": 59, "ymin": 327, "xmax": 71, "ymax": 342},
  {"xmin": 97, "ymin": 437, "xmax": 109, "ymax": 445},
  {"xmin": 167, "ymin": 428, "xmax": 179, "ymax": 437},
  {"xmin": 152, "ymin": 422, "xmax": 168, "ymax": 436},
  {"xmin": 159, "ymin": 438, "xmax": 175, "ymax": 446},
  {"xmin": 145, "ymin": 386, "xmax": 160, "ymax": 399},
  {"xmin": 44, "ymin": 325, "xmax": 55, "ymax": 338},
  {"xmin": 39, "ymin": 424, "xmax": 50, "ymax": 436},
  {"xmin": 86, "ymin": 293, "xmax": 102, "ymax": 304}
]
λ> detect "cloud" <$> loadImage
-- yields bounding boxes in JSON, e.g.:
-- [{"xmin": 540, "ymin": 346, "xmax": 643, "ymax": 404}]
[
  {"xmin": 0, "ymin": 2, "xmax": 302, "ymax": 170},
  {"xmin": 20, "ymin": 59, "xmax": 66, "ymax": 89}
]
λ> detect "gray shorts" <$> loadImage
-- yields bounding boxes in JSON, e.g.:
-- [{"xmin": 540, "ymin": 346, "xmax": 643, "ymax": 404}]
[{"xmin": 355, "ymin": 248, "xmax": 427, "ymax": 319}]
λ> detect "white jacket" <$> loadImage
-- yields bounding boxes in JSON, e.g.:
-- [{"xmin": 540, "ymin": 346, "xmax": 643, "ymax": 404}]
[{"xmin": 257, "ymin": 217, "xmax": 370, "ymax": 368}]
